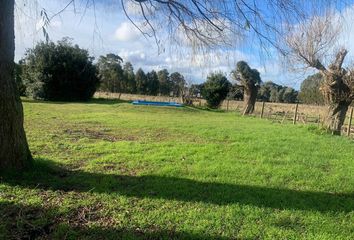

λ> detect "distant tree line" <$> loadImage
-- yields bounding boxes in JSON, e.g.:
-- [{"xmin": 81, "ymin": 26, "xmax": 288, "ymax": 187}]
[
  {"xmin": 97, "ymin": 53, "xmax": 187, "ymax": 97},
  {"xmin": 15, "ymin": 39, "xmax": 188, "ymax": 101},
  {"xmin": 298, "ymin": 73, "xmax": 324, "ymax": 105},
  {"xmin": 15, "ymin": 39, "xmax": 318, "ymax": 108},
  {"xmin": 190, "ymin": 76, "xmax": 299, "ymax": 109}
]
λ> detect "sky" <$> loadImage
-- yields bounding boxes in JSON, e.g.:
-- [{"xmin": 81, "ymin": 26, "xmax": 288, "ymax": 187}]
[{"xmin": 14, "ymin": 0, "xmax": 354, "ymax": 89}]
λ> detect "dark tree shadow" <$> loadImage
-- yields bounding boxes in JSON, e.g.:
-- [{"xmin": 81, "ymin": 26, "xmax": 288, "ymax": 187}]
[
  {"xmin": 1, "ymin": 159, "xmax": 353, "ymax": 213},
  {"xmin": 0, "ymin": 201, "xmax": 231, "ymax": 240}
]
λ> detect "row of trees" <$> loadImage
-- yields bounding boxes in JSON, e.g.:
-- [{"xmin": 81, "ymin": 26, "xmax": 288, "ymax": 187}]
[
  {"xmin": 191, "ymin": 61, "xmax": 298, "ymax": 111},
  {"xmin": 16, "ymin": 39, "xmax": 308, "ymax": 111},
  {"xmin": 97, "ymin": 54, "xmax": 186, "ymax": 97},
  {"xmin": 190, "ymin": 70, "xmax": 299, "ymax": 111},
  {"xmin": 15, "ymin": 40, "xmax": 188, "ymax": 101}
]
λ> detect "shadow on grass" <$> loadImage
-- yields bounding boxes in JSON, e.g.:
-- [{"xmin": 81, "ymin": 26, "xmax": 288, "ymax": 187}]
[
  {"xmin": 21, "ymin": 97, "xmax": 130, "ymax": 105},
  {"xmin": 0, "ymin": 201, "xmax": 230, "ymax": 240},
  {"xmin": 2, "ymin": 159, "xmax": 353, "ymax": 213}
]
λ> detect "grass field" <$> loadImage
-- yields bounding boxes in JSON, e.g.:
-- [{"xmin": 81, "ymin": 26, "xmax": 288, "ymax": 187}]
[{"xmin": 1, "ymin": 98, "xmax": 354, "ymax": 239}]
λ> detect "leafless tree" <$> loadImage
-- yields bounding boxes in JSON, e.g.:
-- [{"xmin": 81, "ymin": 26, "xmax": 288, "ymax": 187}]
[
  {"xmin": 120, "ymin": 0, "xmax": 321, "ymax": 52},
  {"xmin": 285, "ymin": 14, "xmax": 354, "ymax": 134}
]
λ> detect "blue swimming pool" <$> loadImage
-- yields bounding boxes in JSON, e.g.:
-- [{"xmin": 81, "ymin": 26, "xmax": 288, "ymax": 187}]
[{"xmin": 132, "ymin": 100, "xmax": 183, "ymax": 107}]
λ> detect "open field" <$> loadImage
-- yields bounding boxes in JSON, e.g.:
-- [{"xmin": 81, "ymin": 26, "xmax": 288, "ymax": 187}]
[
  {"xmin": 1, "ymin": 98, "xmax": 354, "ymax": 239},
  {"xmin": 95, "ymin": 92, "xmax": 354, "ymax": 136},
  {"xmin": 94, "ymin": 92, "xmax": 330, "ymax": 117}
]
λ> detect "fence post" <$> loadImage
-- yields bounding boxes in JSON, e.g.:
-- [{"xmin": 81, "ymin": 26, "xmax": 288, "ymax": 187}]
[
  {"xmin": 226, "ymin": 99, "xmax": 230, "ymax": 111},
  {"xmin": 293, "ymin": 103, "xmax": 299, "ymax": 125},
  {"xmin": 347, "ymin": 107, "xmax": 353, "ymax": 137},
  {"xmin": 260, "ymin": 101, "xmax": 265, "ymax": 118}
]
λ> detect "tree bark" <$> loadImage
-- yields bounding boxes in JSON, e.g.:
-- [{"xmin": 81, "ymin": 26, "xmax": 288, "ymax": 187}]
[
  {"xmin": 324, "ymin": 101, "xmax": 351, "ymax": 135},
  {"xmin": 321, "ymin": 71, "xmax": 352, "ymax": 135},
  {"xmin": 243, "ymin": 84, "xmax": 257, "ymax": 115},
  {"xmin": 0, "ymin": 0, "xmax": 32, "ymax": 170}
]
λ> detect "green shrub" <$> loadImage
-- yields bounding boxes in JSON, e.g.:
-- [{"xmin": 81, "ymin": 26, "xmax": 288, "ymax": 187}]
[
  {"xmin": 202, "ymin": 72, "xmax": 231, "ymax": 108},
  {"xmin": 21, "ymin": 38, "xmax": 98, "ymax": 101}
]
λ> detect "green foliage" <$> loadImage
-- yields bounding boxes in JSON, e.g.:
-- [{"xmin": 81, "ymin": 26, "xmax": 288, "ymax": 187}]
[
  {"xmin": 257, "ymin": 81, "xmax": 298, "ymax": 103},
  {"xmin": 123, "ymin": 62, "xmax": 136, "ymax": 94},
  {"xmin": 157, "ymin": 69, "xmax": 171, "ymax": 96},
  {"xmin": 146, "ymin": 70, "xmax": 159, "ymax": 95},
  {"xmin": 202, "ymin": 72, "xmax": 231, "ymax": 108},
  {"xmin": 227, "ymin": 84, "xmax": 244, "ymax": 100},
  {"xmin": 96, "ymin": 58, "xmax": 186, "ymax": 97},
  {"xmin": 233, "ymin": 61, "xmax": 262, "ymax": 86},
  {"xmin": 21, "ymin": 38, "xmax": 98, "ymax": 101},
  {"xmin": 97, "ymin": 54, "xmax": 124, "ymax": 93},
  {"xmin": 14, "ymin": 62, "xmax": 26, "ymax": 96},
  {"xmin": 282, "ymin": 87, "xmax": 298, "ymax": 103},
  {"xmin": 170, "ymin": 72, "xmax": 186, "ymax": 97},
  {"xmin": 189, "ymin": 84, "xmax": 204, "ymax": 98},
  {"xmin": 135, "ymin": 68, "xmax": 148, "ymax": 94},
  {"xmin": 298, "ymin": 73, "xmax": 324, "ymax": 105}
]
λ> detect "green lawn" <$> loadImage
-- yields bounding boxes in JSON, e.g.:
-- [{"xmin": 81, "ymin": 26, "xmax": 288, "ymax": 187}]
[{"xmin": 1, "ymin": 98, "xmax": 354, "ymax": 239}]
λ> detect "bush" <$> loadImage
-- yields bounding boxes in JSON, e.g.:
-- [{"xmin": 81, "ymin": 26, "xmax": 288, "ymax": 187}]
[
  {"xmin": 202, "ymin": 72, "xmax": 231, "ymax": 108},
  {"xmin": 21, "ymin": 38, "xmax": 98, "ymax": 101}
]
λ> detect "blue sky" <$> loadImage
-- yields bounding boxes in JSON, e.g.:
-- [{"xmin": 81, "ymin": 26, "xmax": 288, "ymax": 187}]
[{"xmin": 14, "ymin": 0, "xmax": 354, "ymax": 89}]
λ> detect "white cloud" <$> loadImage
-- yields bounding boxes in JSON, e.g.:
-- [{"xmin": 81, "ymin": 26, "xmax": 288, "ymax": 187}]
[{"xmin": 114, "ymin": 21, "xmax": 140, "ymax": 42}]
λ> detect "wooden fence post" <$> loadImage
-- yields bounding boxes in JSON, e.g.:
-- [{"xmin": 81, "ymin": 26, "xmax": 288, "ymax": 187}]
[
  {"xmin": 293, "ymin": 103, "xmax": 299, "ymax": 125},
  {"xmin": 347, "ymin": 107, "xmax": 353, "ymax": 137},
  {"xmin": 226, "ymin": 99, "xmax": 230, "ymax": 111},
  {"xmin": 260, "ymin": 101, "xmax": 265, "ymax": 118}
]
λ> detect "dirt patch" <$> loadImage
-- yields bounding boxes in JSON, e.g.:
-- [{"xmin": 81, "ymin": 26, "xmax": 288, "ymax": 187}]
[
  {"xmin": 96, "ymin": 162, "xmax": 139, "ymax": 176},
  {"xmin": 65, "ymin": 202, "xmax": 116, "ymax": 228},
  {"xmin": 63, "ymin": 128, "xmax": 137, "ymax": 142}
]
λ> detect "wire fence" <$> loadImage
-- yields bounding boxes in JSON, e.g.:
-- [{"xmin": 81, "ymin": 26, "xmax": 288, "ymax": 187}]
[{"xmin": 94, "ymin": 92, "xmax": 354, "ymax": 138}]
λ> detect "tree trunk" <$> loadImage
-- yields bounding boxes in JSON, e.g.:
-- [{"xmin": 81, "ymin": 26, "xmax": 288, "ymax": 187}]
[
  {"xmin": 321, "ymin": 71, "xmax": 352, "ymax": 135},
  {"xmin": 0, "ymin": 0, "xmax": 32, "ymax": 170},
  {"xmin": 243, "ymin": 84, "xmax": 257, "ymax": 115},
  {"xmin": 324, "ymin": 101, "xmax": 351, "ymax": 135}
]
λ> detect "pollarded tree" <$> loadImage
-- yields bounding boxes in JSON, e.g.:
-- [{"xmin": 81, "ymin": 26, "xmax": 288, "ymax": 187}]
[
  {"xmin": 285, "ymin": 15, "xmax": 354, "ymax": 134},
  {"xmin": 232, "ymin": 61, "xmax": 262, "ymax": 115}
]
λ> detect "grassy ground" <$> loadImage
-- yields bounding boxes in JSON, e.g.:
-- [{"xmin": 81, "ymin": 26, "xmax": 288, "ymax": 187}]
[{"xmin": 1, "ymin": 98, "xmax": 354, "ymax": 239}]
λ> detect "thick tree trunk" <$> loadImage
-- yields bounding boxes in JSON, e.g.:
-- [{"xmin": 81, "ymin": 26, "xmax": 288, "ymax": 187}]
[
  {"xmin": 324, "ymin": 101, "xmax": 351, "ymax": 135},
  {"xmin": 243, "ymin": 85, "xmax": 257, "ymax": 115},
  {"xmin": 321, "ymin": 71, "xmax": 352, "ymax": 135},
  {"xmin": 0, "ymin": 0, "xmax": 32, "ymax": 170}
]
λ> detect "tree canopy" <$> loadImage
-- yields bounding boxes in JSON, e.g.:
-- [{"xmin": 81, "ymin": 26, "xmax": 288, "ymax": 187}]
[
  {"xmin": 298, "ymin": 73, "xmax": 324, "ymax": 105},
  {"xmin": 202, "ymin": 72, "xmax": 231, "ymax": 108},
  {"xmin": 21, "ymin": 38, "xmax": 98, "ymax": 101}
]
